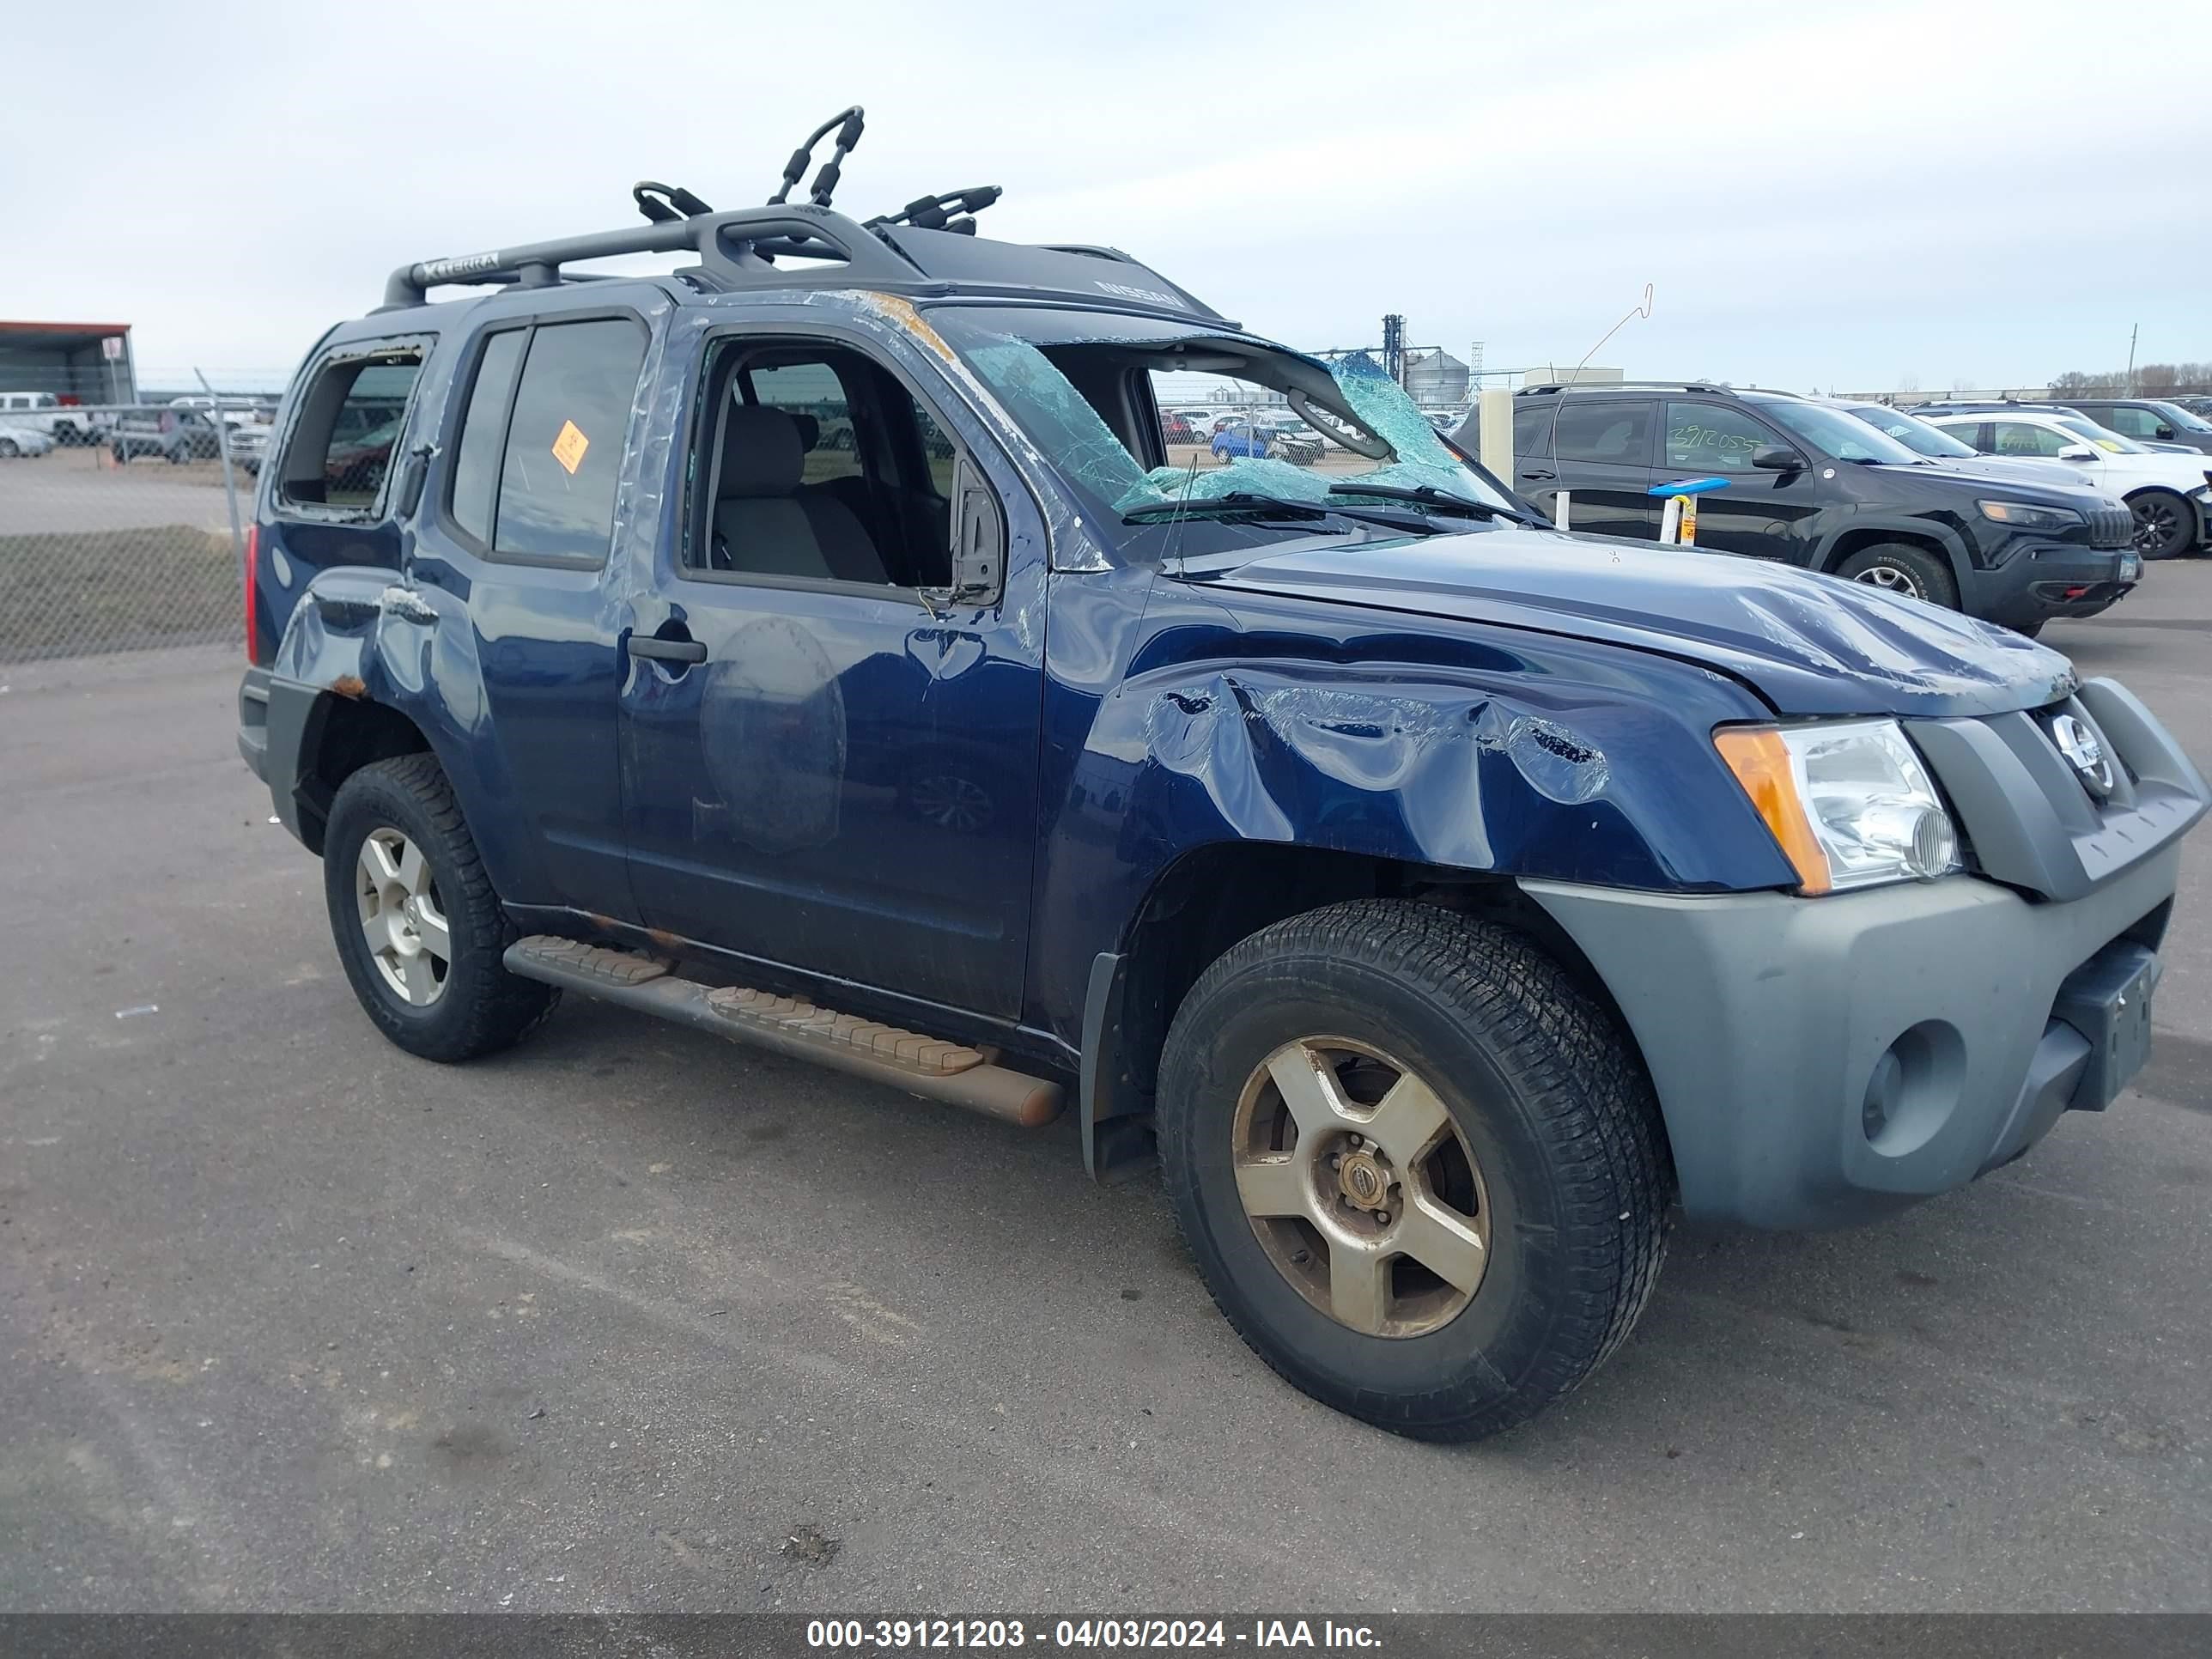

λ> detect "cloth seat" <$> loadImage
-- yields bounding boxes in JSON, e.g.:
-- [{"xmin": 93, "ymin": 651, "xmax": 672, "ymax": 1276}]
[{"xmin": 713, "ymin": 404, "xmax": 886, "ymax": 584}]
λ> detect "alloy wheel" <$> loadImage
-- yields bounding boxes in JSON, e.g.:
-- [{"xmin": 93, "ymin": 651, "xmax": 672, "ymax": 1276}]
[
  {"xmin": 1851, "ymin": 564, "xmax": 1921, "ymax": 599},
  {"xmin": 2133, "ymin": 499, "xmax": 2179, "ymax": 553},
  {"xmin": 1231, "ymin": 1036, "xmax": 1490, "ymax": 1339},
  {"xmin": 355, "ymin": 827, "xmax": 451, "ymax": 1006}
]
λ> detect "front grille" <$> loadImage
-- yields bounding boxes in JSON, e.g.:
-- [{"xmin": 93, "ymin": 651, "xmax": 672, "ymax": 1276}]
[
  {"xmin": 1909, "ymin": 680, "xmax": 2206, "ymax": 904},
  {"xmin": 2087, "ymin": 503, "xmax": 2134, "ymax": 549}
]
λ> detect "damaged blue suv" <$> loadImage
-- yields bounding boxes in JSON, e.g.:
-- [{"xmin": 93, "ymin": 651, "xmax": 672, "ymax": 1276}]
[{"xmin": 236, "ymin": 128, "xmax": 2208, "ymax": 1440}]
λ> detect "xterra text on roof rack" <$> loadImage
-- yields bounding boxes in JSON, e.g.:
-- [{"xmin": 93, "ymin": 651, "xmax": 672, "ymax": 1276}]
[{"xmin": 237, "ymin": 112, "xmax": 2208, "ymax": 1440}]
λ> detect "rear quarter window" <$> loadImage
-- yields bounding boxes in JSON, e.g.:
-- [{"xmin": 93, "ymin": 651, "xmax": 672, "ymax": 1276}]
[{"xmin": 275, "ymin": 346, "xmax": 428, "ymax": 515}]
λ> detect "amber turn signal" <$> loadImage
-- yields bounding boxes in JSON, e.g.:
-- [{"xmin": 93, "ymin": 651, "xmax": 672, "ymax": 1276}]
[{"xmin": 1712, "ymin": 726, "xmax": 1832, "ymax": 896}]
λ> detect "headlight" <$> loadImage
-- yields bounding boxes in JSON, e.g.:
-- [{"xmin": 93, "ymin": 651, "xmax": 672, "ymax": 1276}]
[
  {"xmin": 1978, "ymin": 498, "xmax": 2083, "ymax": 532},
  {"xmin": 1714, "ymin": 720, "xmax": 1960, "ymax": 895}
]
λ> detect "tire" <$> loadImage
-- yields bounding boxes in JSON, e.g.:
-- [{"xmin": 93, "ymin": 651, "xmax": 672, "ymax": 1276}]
[
  {"xmin": 0, "ymin": 439, "xmax": 17, "ymax": 459},
  {"xmin": 1158, "ymin": 899, "xmax": 1673, "ymax": 1442},
  {"xmin": 1835, "ymin": 542, "xmax": 1959, "ymax": 609},
  {"xmin": 322, "ymin": 754, "xmax": 558, "ymax": 1063},
  {"xmin": 112, "ymin": 443, "xmax": 128, "ymax": 464},
  {"xmin": 2128, "ymin": 489, "xmax": 2193, "ymax": 560}
]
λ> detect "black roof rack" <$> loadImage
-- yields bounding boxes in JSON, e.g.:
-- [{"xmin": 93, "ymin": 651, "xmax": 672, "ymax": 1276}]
[
  {"xmin": 377, "ymin": 201, "xmax": 1229, "ymax": 324},
  {"xmin": 380, "ymin": 106, "xmax": 1230, "ymax": 325},
  {"xmin": 1908, "ymin": 398, "xmax": 2078, "ymax": 413},
  {"xmin": 1516, "ymin": 380, "xmax": 1729, "ymax": 397}
]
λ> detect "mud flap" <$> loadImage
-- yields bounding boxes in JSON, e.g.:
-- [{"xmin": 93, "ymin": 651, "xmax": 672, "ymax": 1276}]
[{"xmin": 1082, "ymin": 951, "xmax": 1156, "ymax": 1184}]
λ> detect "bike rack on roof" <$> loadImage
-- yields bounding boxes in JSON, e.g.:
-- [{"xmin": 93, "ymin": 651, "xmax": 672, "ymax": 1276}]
[{"xmin": 376, "ymin": 202, "xmax": 1230, "ymax": 325}]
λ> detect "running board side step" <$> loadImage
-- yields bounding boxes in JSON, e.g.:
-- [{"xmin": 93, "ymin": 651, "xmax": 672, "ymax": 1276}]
[{"xmin": 502, "ymin": 936, "xmax": 1063, "ymax": 1128}]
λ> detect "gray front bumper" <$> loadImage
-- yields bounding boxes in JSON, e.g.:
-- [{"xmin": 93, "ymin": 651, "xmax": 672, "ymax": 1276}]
[{"xmin": 1524, "ymin": 846, "xmax": 2182, "ymax": 1230}]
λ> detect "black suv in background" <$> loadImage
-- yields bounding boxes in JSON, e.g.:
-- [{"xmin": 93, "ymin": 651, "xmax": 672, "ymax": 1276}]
[
  {"xmin": 2050, "ymin": 399, "xmax": 2212, "ymax": 456},
  {"xmin": 1477, "ymin": 383, "xmax": 2140, "ymax": 634}
]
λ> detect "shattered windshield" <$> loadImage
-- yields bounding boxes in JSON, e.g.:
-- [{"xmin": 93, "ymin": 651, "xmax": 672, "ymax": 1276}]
[{"xmin": 930, "ymin": 306, "xmax": 1522, "ymax": 562}]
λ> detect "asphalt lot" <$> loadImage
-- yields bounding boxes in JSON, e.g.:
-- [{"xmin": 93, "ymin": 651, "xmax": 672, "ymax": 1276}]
[
  {"xmin": 0, "ymin": 447, "xmax": 239, "ymax": 537},
  {"xmin": 3, "ymin": 567, "xmax": 2210, "ymax": 1613}
]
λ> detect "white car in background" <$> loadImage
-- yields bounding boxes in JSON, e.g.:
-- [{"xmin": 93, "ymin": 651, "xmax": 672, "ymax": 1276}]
[
  {"xmin": 1919, "ymin": 409, "xmax": 2212, "ymax": 560},
  {"xmin": 0, "ymin": 392, "xmax": 100, "ymax": 445},
  {"xmin": 0, "ymin": 419, "xmax": 57, "ymax": 458},
  {"xmin": 168, "ymin": 394, "xmax": 263, "ymax": 431}
]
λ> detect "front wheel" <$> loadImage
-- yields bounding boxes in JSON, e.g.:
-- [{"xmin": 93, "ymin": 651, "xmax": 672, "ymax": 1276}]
[
  {"xmin": 1158, "ymin": 899, "xmax": 1673, "ymax": 1441},
  {"xmin": 0, "ymin": 439, "xmax": 17, "ymax": 459},
  {"xmin": 1836, "ymin": 542, "xmax": 1960, "ymax": 609},
  {"xmin": 323, "ymin": 754, "xmax": 557, "ymax": 1063},
  {"xmin": 2129, "ymin": 489, "xmax": 2195, "ymax": 560}
]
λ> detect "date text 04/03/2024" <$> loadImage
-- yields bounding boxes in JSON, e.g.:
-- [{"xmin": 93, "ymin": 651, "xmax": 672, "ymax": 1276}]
[{"xmin": 804, "ymin": 1618, "xmax": 1383, "ymax": 1649}]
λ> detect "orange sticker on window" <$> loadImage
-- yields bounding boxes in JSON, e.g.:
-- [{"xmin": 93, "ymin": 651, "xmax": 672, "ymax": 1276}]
[{"xmin": 550, "ymin": 419, "xmax": 589, "ymax": 475}]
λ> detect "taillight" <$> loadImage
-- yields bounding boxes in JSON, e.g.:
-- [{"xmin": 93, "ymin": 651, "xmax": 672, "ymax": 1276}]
[{"xmin": 243, "ymin": 524, "xmax": 259, "ymax": 662}]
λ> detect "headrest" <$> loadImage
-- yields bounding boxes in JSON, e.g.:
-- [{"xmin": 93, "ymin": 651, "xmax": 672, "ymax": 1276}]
[
  {"xmin": 718, "ymin": 404, "xmax": 804, "ymax": 499},
  {"xmin": 791, "ymin": 412, "xmax": 820, "ymax": 453}
]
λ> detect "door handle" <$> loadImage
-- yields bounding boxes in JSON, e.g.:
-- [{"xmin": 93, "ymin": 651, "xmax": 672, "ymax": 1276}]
[
  {"xmin": 1521, "ymin": 469, "xmax": 1556, "ymax": 482},
  {"xmin": 630, "ymin": 635, "xmax": 708, "ymax": 665}
]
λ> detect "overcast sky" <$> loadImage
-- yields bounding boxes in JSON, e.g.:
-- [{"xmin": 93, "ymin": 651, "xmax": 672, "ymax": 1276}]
[{"xmin": 7, "ymin": 0, "xmax": 2208, "ymax": 392}]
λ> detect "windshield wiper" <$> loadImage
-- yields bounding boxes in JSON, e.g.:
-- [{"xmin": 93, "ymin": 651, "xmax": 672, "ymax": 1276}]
[
  {"xmin": 1326, "ymin": 482, "xmax": 1537, "ymax": 525},
  {"xmin": 1122, "ymin": 491, "xmax": 1446, "ymax": 536}
]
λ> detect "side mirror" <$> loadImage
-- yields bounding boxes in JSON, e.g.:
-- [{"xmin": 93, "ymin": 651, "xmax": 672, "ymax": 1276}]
[
  {"xmin": 2155, "ymin": 425, "xmax": 2176, "ymax": 440},
  {"xmin": 1750, "ymin": 444, "xmax": 1806, "ymax": 471},
  {"xmin": 947, "ymin": 456, "xmax": 1004, "ymax": 605},
  {"xmin": 2057, "ymin": 443, "xmax": 2098, "ymax": 461}
]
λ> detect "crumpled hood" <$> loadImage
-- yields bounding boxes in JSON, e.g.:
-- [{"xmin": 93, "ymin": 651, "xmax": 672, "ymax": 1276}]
[{"xmin": 1206, "ymin": 526, "xmax": 2078, "ymax": 720}]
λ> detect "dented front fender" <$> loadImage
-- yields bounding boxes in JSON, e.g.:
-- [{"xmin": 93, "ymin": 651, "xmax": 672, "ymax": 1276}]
[{"xmin": 1028, "ymin": 570, "xmax": 1802, "ymax": 1043}]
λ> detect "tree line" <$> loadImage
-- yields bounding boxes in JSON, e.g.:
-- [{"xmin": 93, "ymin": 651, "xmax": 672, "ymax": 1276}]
[{"xmin": 2051, "ymin": 363, "xmax": 2212, "ymax": 398}]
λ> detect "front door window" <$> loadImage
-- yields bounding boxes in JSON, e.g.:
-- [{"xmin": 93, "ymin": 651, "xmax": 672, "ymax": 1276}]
[{"xmin": 1663, "ymin": 402, "xmax": 1778, "ymax": 473}]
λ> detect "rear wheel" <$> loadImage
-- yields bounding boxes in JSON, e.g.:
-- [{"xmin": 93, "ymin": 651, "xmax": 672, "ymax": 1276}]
[
  {"xmin": 2129, "ymin": 489, "xmax": 2194, "ymax": 560},
  {"xmin": 1836, "ymin": 542, "xmax": 1960, "ymax": 609},
  {"xmin": 1158, "ymin": 899, "xmax": 1673, "ymax": 1441},
  {"xmin": 323, "ymin": 755, "xmax": 557, "ymax": 1063}
]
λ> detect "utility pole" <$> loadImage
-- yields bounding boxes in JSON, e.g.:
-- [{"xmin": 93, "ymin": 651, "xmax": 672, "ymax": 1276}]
[{"xmin": 2126, "ymin": 324, "xmax": 2138, "ymax": 395}]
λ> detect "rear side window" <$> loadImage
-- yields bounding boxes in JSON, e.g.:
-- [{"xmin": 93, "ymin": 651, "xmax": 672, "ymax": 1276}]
[
  {"xmin": 277, "ymin": 347, "xmax": 426, "ymax": 513},
  {"xmin": 2099, "ymin": 404, "xmax": 2160, "ymax": 439},
  {"xmin": 448, "ymin": 329, "xmax": 527, "ymax": 546},
  {"xmin": 1512, "ymin": 403, "xmax": 1553, "ymax": 459},
  {"xmin": 1552, "ymin": 401, "xmax": 1653, "ymax": 465},
  {"xmin": 446, "ymin": 316, "xmax": 648, "ymax": 564}
]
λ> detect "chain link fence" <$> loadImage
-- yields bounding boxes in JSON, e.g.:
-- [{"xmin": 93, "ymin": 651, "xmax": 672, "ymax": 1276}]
[{"xmin": 0, "ymin": 398, "xmax": 270, "ymax": 665}]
